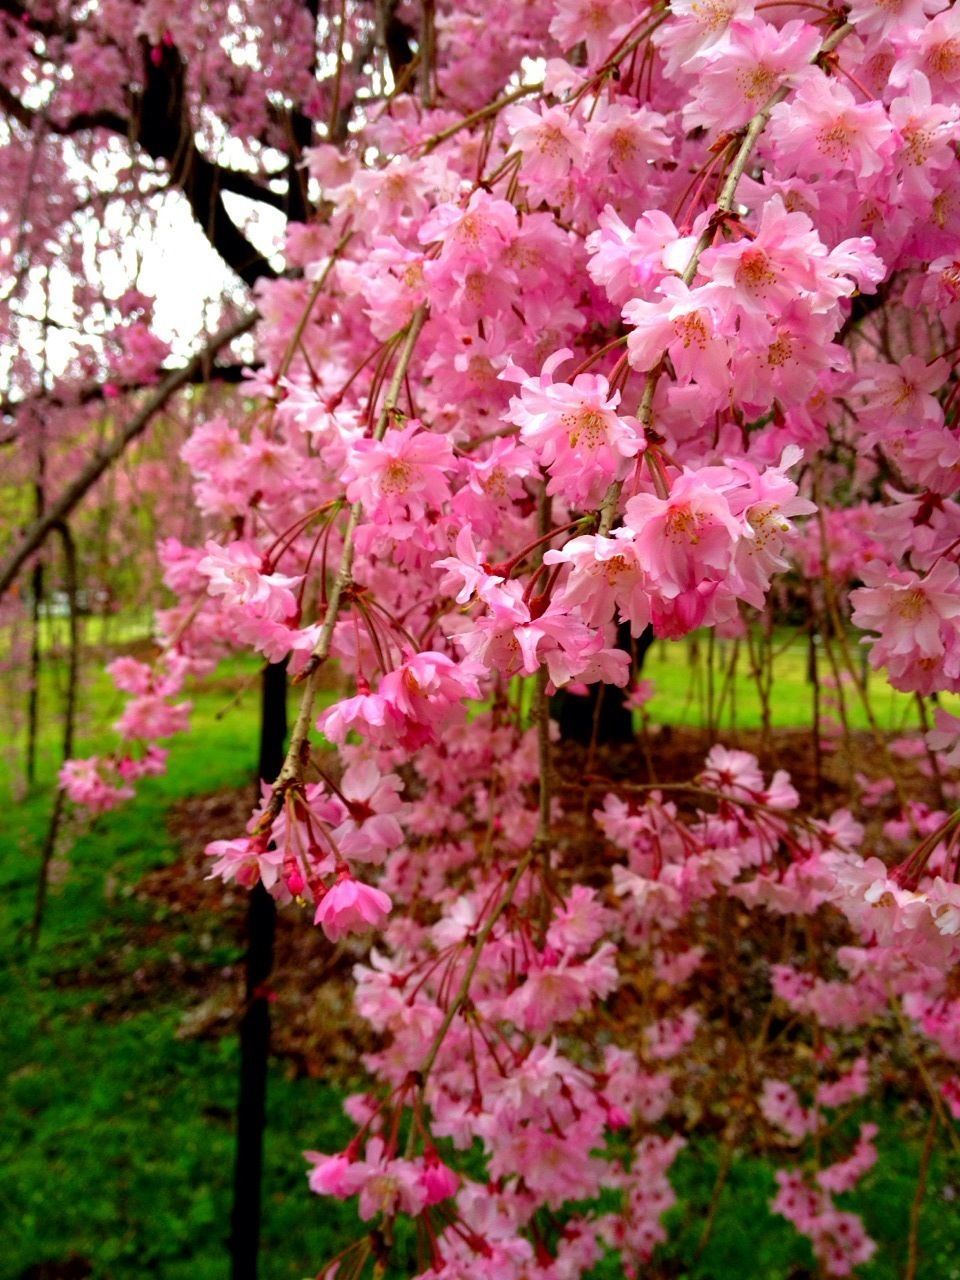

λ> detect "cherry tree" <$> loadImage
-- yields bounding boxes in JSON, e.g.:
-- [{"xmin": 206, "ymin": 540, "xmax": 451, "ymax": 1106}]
[{"xmin": 5, "ymin": 0, "xmax": 960, "ymax": 1276}]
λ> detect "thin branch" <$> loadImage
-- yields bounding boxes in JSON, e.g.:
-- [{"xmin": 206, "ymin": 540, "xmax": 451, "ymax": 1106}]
[
  {"xmin": 1, "ymin": 362, "xmax": 254, "ymax": 432},
  {"xmin": 417, "ymin": 846, "xmax": 534, "ymax": 1084},
  {"xmin": 420, "ymin": 81, "xmax": 543, "ymax": 154},
  {"xmin": 905, "ymin": 1109, "xmax": 937, "ymax": 1280},
  {"xmin": 596, "ymin": 19, "xmax": 853, "ymax": 535},
  {"xmin": 253, "ymin": 305, "xmax": 428, "ymax": 829},
  {"xmin": 416, "ymin": 603, "xmax": 554, "ymax": 1088}
]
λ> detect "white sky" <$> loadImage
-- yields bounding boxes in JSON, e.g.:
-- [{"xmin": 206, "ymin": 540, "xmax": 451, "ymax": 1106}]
[
  {"xmin": 3, "ymin": 187, "xmax": 286, "ymax": 395},
  {"xmin": 141, "ymin": 191, "xmax": 286, "ymax": 345}
]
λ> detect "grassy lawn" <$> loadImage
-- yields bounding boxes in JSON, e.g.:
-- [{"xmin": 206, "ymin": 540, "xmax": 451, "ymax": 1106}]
[
  {"xmin": 1, "ymin": 658, "xmax": 356, "ymax": 1280},
  {"xmin": 642, "ymin": 631, "xmax": 955, "ymax": 734},
  {"xmin": 2, "ymin": 636, "xmax": 958, "ymax": 1279}
]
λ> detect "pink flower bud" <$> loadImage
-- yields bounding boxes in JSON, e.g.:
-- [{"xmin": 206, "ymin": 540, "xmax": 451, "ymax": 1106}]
[
  {"xmin": 606, "ymin": 1105, "xmax": 630, "ymax": 1129},
  {"xmin": 305, "ymin": 1151, "xmax": 353, "ymax": 1197},
  {"xmin": 420, "ymin": 1155, "xmax": 459, "ymax": 1205}
]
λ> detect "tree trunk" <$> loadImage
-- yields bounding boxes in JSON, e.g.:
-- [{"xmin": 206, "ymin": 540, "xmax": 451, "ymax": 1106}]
[
  {"xmin": 229, "ymin": 660, "xmax": 287, "ymax": 1280},
  {"xmin": 29, "ymin": 521, "xmax": 78, "ymax": 949},
  {"xmin": 554, "ymin": 624, "xmax": 655, "ymax": 745}
]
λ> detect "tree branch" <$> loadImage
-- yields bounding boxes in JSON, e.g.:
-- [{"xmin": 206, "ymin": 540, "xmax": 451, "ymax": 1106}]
[
  {"xmin": 0, "ymin": 312, "xmax": 257, "ymax": 599},
  {"xmin": 1, "ymin": 45, "xmax": 287, "ymax": 283},
  {"xmin": 253, "ymin": 305, "xmax": 428, "ymax": 832},
  {"xmin": 0, "ymin": 362, "xmax": 256, "ymax": 443}
]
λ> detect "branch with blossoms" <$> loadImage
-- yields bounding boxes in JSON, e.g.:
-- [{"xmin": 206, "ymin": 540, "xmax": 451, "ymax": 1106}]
[
  {"xmin": 254, "ymin": 305, "xmax": 429, "ymax": 833},
  {"xmin": 0, "ymin": 311, "xmax": 257, "ymax": 600},
  {"xmin": 598, "ymin": 16, "xmax": 853, "ymax": 537},
  {"xmin": 47, "ymin": 0, "xmax": 960, "ymax": 1275}
]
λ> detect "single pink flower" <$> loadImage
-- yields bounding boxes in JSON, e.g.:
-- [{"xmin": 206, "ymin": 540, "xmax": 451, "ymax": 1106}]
[{"xmin": 314, "ymin": 875, "xmax": 392, "ymax": 941}]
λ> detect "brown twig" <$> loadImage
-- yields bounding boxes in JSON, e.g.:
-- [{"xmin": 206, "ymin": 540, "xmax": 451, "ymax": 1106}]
[{"xmin": 905, "ymin": 1109, "xmax": 937, "ymax": 1280}]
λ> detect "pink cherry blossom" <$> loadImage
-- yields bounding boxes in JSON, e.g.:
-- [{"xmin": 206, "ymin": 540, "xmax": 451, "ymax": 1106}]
[
  {"xmin": 314, "ymin": 874, "xmax": 393, "ymax": 942},
  {"xmin": 683, "ymin": 20, "xmax": 823, "ymax": 132},
  {"xmin": 197, "ymin": 540, "xmax": 301, "ymax": 620},
  {"xmin": 624, "ymin": 468, "xmax": 743, "ymax": 598},
  {"xmin": 343, "ymin": 420, "xmax": 455, "ymax": 521},
  {"xmin": 504, "ymin": 350, "xmax": 643, "ymax": 505}
]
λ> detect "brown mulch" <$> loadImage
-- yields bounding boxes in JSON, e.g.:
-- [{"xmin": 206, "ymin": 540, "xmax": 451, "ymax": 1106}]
[
  {"xmin": 128, "ymin": 724, "xmax": 941, "ymax": 1083},
  {"xmin": 19, "ymin": 1258, "xmax": 92, "ymax": 1280},
  {"xmin": 576, "ymin": 721, "xmax": 922, "ymax": 800}
]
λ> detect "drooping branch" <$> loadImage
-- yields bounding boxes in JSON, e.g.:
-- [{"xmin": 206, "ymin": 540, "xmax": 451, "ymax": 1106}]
[
  {"xmin": 254, "ymin": 304, "xmax": 428, "ymax": 832},
  {"xmin": 416, "ymin": 614, "xmax": 552, "ymax": 1089},
  {"xmin": 596, "ymin": 19, "xmax": 854, "ymax": 536},
  {"xmin": 0, "ymin": 311, "xmax": 257, "ymax": 600},
  {"xmin": 0, "ymin": 362, "xmax": 255, "ymax": 441}
]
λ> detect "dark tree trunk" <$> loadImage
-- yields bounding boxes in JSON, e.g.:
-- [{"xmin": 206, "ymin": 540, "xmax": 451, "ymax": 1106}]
[
  {"xmin": 229, "ymin": 660, "xmax": 287, "ymax": 1280},
  {"xmin": 29, "ymin": 520, "xmax": 78, "ymax": 949},
  {"xmin": 26, "ymin": 463, "xmax": 45, "ymax": 787},
  {"xmin": 554, "ymin": 624, "xmax": 655, "ymax": 745}
]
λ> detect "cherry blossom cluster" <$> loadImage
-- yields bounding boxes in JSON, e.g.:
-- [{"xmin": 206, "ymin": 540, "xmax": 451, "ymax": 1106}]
[{"xmin": 45, "ymin": 0, "xmax": 960, "ymax": 1274}]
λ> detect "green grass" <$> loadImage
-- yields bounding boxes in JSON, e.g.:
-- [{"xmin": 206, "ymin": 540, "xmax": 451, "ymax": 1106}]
[
  {"xmin": 657, "ymin": 1127, "xmax": 960, "ymax": 1280},
  {"xmin": 1, "ymin": 656, "xmax": 356, "ymax": 1280},
  {"xmin": 2, "ymin": 1008, "xmax": 355, "ymax": 1280},
  {"xmin": 641, "ymin": 631, "xmax": 960, "ymax": 733}
]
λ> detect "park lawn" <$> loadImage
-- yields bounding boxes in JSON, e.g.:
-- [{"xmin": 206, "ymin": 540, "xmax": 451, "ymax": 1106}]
[
  {"xmin": 641, "ymin": 631, "xmax": 953, "ymax": 733},
  {"xmin": 2, "ymin": 639, "xmax": 959, "ymax": 1279},
  {"xmin": 1, "ymin": 658, "xmax": 356, "ymax": 1280}
]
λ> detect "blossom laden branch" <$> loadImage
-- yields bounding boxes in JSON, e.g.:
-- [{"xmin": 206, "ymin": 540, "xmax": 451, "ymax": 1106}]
[
  {"xmin": 39, "ymin": 2, "xmax": 960, "ymax": 1274},
  {"xmin": 0, "ymin": 311, "xmax": 257, "ymax": 600},
  {"xmin": 254, "ymin": 305, "xmax": 428, "ymax": 830},
  {"xmin": 597, "ymin": 19, "xmax": 854, "ymax": 536}
]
